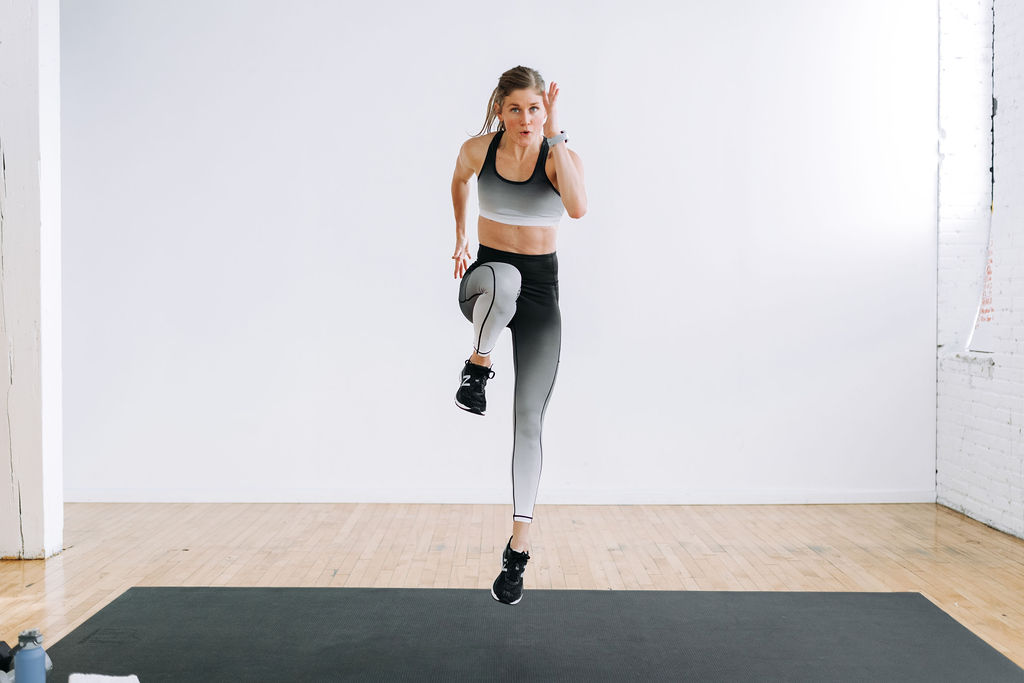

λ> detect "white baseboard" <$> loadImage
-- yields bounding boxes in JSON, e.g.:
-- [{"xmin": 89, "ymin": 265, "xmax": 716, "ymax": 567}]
[{"xmin": 63, "ymin": 487, "xmax": 937, "ymax": 505}]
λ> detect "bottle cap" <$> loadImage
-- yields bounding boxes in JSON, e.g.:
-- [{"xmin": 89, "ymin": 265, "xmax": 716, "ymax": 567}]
[{"xmin": 18, "ymin": 629, "xmax": 42, "ymax": 645}]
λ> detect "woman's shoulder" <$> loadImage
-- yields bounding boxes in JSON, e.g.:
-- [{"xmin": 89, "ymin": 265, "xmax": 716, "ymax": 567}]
[
  {"xmin": 460, "ymin": 131, "xmax": 499, "ymax": 175},
  {"xmin": 462, "ymin": 130, "xmax": 498, "ymax": 152}
]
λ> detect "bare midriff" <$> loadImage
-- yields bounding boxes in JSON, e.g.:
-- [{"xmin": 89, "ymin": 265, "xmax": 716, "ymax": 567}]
[{"xmin": 478, "ymin": 215, "xmax": 558, "ymax": 255}]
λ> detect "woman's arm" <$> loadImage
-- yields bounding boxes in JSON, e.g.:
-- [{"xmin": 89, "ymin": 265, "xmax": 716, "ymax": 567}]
[
  {"xmin": 541, "ymin": 81, "xmax": 587, "ymax": 218},
  {"xmin": 550, "ymin": 144, "xmax": 586, "ymax": 219},
  {"xmin": 451, "ymin": 141, "xmax": 476, "ymax": 278},
  {"xmin": 452, "ymin": 140, "xmax": 476, "ymax": 241}
]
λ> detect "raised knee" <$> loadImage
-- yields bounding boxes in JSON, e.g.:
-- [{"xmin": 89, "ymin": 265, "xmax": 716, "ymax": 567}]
[{"xmin": 488, "ymin": 262, "xmax": 522, "ymax": 299}]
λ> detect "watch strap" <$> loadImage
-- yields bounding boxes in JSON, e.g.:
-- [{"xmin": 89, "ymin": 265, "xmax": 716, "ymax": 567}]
[{"xmin": 545, "ymin": 131, "xmax": 568, "ymax": 147}]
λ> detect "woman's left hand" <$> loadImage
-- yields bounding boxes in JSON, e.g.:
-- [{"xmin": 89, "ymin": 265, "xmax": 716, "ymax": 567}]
[{"xmin": 542, "ymin": 81, "xmax": 560, "ymax": 138}]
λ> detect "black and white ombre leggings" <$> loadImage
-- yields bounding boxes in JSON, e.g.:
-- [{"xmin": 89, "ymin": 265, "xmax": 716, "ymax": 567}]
[{"xmin": 458, "ymin": 244, "xmax": 561, "ymax": 523}]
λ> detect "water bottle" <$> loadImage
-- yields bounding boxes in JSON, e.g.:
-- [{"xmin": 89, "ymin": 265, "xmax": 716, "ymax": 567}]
[{"xmin": 12, "ymin": 628, "xmax": 46, "ymax": 683}]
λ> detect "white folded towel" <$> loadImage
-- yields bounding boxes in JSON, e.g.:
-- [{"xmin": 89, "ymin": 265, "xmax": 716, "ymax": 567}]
[{"xmin": 69, "ymin": 675, "xmax": 141, "ymax": 682}]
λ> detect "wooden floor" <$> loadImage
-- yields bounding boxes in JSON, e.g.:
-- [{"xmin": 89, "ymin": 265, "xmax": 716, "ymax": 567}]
[{"xmin": 2, "ymin": 502, "xmax": 1024, "ymax": 668}]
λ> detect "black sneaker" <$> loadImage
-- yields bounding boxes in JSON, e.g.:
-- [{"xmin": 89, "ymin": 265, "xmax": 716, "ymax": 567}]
[
  {"xmin": 455, "ymin": 359, "xmax": 495, "ymax": 415},
  {"xmin": 491, "ymin": 536, "xmax": 530, "ymax": 605}
]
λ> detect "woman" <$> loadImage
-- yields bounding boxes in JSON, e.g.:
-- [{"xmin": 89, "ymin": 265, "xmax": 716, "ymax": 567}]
[{"xmin": 450, "ymin": 65, "xmax": 587, "ymax": 605}]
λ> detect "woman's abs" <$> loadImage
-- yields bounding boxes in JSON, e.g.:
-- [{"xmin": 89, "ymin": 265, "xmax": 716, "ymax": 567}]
[{"xmin": 478, "ymin": 215, "xmax": 557, "ymax": 255}]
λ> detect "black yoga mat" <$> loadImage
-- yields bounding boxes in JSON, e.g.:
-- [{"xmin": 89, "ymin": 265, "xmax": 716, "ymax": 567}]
[{"xmin": 44, "ymin": 587, "xmax": 1024, "ymax": 682}]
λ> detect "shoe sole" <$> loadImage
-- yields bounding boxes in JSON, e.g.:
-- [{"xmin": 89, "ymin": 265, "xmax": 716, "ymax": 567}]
[
  {"xmin": 455, "ymin": 398, "xmax": 485, "ymax": 415},
  {"xmin": 490, "ymin": 587, "xmax": 522, "ymax": 605}
]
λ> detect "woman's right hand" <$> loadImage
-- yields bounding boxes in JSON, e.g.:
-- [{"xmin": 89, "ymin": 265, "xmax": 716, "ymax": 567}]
[{"xmin": 453, "ymin": 238, "xmax": 472, "ymax": 279}]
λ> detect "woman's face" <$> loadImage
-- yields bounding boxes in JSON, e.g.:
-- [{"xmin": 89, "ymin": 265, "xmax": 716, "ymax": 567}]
[{"xmin": 497, "ymin": 88, "xmax": 546, "ymax": 144}]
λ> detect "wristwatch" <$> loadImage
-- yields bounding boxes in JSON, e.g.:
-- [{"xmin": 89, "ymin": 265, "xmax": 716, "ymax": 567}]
[{"xmin": 545, "ymin": 131, "xmax": 568, "ymax": 148}]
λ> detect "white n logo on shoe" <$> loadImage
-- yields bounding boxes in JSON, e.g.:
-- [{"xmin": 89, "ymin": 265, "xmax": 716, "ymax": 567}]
[{"xmin": 461, "ymin": 375, "xmax": 472, "ymax": 387}]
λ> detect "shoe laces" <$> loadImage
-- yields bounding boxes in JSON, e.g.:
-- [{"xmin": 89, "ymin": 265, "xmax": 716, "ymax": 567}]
[
  {"xmin": 464, "ymin": 362, "xmax": 495, "ymax": 388},
  {"xmin": 506, "ymin": 547, "xmax": 528, "ymax": 574}
]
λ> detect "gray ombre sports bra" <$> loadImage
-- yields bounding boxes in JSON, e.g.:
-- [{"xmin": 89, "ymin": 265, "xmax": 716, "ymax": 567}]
[{"xmin": 477, "ymin": 130, "xmax": 565, "ymax": 227}]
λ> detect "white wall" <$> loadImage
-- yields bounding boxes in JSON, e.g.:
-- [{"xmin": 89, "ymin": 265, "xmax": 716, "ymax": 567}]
[
  {"xmin": 62, "ymin": 0, "xmax": 938, "ymax": 507},
  {"xmin": 938, "ymin": 0, "xmax": 1024, "ymax": 539}
]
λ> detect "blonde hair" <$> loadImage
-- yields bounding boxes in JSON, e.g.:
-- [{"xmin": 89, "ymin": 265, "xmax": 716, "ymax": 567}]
[{"xmin": 475, "ymin": 65, "xmax": 545, "ymax": 136}]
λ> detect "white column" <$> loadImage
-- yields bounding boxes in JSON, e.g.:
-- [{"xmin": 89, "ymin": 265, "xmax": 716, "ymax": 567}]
[{"xmin": 0, "ymin": 0, "xmax": 64, "ymax": 559}]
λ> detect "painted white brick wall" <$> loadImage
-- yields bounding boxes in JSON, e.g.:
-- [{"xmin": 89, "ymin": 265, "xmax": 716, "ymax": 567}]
[{"xmin": 937, "ymin": 0, "xmax": 1024, "ymax": 539}]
